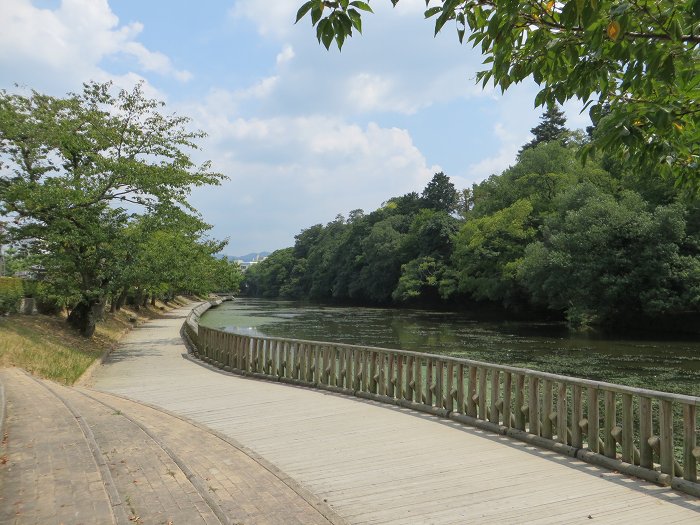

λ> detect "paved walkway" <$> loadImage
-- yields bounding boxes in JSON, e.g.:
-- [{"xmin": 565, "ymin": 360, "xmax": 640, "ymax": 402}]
[
  {"xmin": 86, "ymin": 305, "xmax": 699, "ymax": 524},
  {"xmin": 0, "ymin": 366, "xmax": 337, "ymax": 524}
]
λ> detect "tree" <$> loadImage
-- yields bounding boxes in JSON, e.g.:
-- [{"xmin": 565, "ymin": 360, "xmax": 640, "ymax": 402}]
[
  {"xmin": 357, "ymin": 216, "xmax": 406, "ymax": 302},
  {"xmin": 393, "ymin": 256, "xmax": 446, "ymax": 302},
  {"xmin": 453, "ymin": 198, "xmax": 535, "ymax": 306},
  {"xmin": 296, "ymin": 1, "xmax": 700, "ymax": 186},
  {"xmin": 519, "ymin": 105, "xmax": 568, "ymax": 155},
  {"xmin": 0, "ymin": 82, "xmax": 224, "ymax": 335},
  {"xmin": 404, "ymin": 209, "xmax": 459, "ymax": 260},
  {"xmin": 421, "ymin": 172, "xmax": 460, "ymax": 213},
  {"xmin": 519, "ymin": 184, "xmax": 700, "ymax": 327},
  {"xmin": 121, "ymin": 207, "xmax": 229, "ymax": 304},
  {"xmin": 244, "ymin": 248, "xmax": 297, "ymax": 298}
]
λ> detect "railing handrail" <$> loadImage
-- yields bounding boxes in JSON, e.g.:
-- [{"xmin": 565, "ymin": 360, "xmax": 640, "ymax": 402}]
[{"xmin": 208, "ymin": 328, "xmax": 700, "ymax": 406}]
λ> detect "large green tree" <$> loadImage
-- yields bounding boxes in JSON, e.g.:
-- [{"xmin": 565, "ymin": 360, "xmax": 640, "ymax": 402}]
[
  {"xmin": 453, "ymin": 198, "xmax": 535, "ymax": 306},
  {"xmin": 296, "ymin": 0, "xmax": 699, "ymax": 186},
  {"xmin": 0, "ymin": 82, "xmax": 224, "ymax": 335},
  {"xmin": 519, "ymin": 184, "xmax": 700, "ymax": 326}
]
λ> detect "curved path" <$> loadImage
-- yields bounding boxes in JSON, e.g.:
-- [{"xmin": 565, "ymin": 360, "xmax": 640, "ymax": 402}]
[
  {"xmin": 83, "ymin": 305, "xmax": 700, "ymax": 524},
  {"xmin": 0, "ymin": 353, "xmax": 337, "ymax": 522}
]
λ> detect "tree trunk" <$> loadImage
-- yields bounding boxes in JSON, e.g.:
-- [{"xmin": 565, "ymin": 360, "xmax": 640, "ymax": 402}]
[
  {"xmin": 67, "ymin": 297, "xmax": 105, "ymax": 337},
  {"xmin": 116, "ymin": 287, "xmax": 128, "ymax": 311},
  {"xmin": 142, "ymin": 294, "xmax": 148, "ymax": 307},
  {"xmin": 133, "ymin": 288, "xmax": 143, "ymax": 310},
  {"xmin": 150, "ymin": 296, "xmax": 156, "ymax": 307}
]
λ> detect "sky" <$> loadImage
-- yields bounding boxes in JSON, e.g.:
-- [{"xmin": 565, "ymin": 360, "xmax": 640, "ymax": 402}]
[{"xmin": 0, "ymin": 0, "xmax": 591, "ymax": 255}]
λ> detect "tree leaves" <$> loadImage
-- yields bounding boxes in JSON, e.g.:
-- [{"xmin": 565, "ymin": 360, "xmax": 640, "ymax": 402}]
[
  {"xmin": 295, "ymin": 0, "xmax": 700, "ymax": 187},
  {"xmin": 0, "ymin": 83, "xmax": 227, "ymax": 334},
  {"xmin": 295, "ymin": 1, "xmax": 315, "ymax": 23}
]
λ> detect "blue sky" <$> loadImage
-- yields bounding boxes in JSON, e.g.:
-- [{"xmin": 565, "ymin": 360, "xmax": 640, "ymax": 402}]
[{"xmin": 1, "ymin": 0, "xmax": 590, "ymax": 255}]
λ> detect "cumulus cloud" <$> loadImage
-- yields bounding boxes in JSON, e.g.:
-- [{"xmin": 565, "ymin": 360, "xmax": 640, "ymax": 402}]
[
  {"xmin": 276, "ymin": 44, "xmax": 295, "ymax": 65},
  {"xmin": 0, "ymin": 0, "xmax": 190, "ymax": 93},
  {"xmin": 185, "ymin": 92, "xmax": 440, "ymax": 251},
  {"xmin": 229, "ymin": 0, "xmax": 488, "ymax": 120},
  {"xmin": 229, "ymin": 0, "xmax": 297, "ymax": 38}
]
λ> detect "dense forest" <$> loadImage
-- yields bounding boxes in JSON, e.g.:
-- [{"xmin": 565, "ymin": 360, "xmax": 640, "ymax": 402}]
[{"xmin": 244, "ymin": 108, "xmax": 700, "ymax": 331}]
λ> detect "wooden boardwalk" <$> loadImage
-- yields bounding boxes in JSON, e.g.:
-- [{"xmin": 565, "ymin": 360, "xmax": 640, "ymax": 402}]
[{"xmin": 89, "ymin": 305, "xmax": 700, "ymax": 524}]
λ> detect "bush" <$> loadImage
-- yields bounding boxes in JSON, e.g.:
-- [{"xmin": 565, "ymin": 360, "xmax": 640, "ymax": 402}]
[
  {"xmin": 22, "ymin": 279, "xmax": 39, "ymax": 297},
  {"xmin": 0, "ymin": 277, "xmax": 24, "ymax": 314},
  {"xmin": 35, "ymin": 283, "xmax": 63, "ymax": 315}
]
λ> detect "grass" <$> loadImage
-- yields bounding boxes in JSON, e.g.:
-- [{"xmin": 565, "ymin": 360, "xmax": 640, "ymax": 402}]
[{"xmin": 0, "ymin": 297, "xmax": 193, "ymax": 385}]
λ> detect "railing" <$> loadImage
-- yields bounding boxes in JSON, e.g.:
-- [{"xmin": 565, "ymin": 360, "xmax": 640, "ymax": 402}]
[
  {"xmin": 183, "ymin": 312, "xmax": 699, "ymax": 498},
  {"xmin": 184, "ymin": 299, "xmax": 221, "ymax": 334}
]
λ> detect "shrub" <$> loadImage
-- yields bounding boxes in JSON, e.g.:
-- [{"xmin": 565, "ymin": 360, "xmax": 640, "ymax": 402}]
[
  {"xmin": 35, "ymin": 282, "xmax": 63, "ymax": 315},
  {"xmin": 22, "ymin": 279, "xmax": 39, "ymax": 297},
  {"xmin": 0, "ymin": 277, "xmax": 24, "ymax": 314}
]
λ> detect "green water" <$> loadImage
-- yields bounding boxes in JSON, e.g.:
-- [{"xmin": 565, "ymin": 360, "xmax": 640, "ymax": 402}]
[{"xmin": 200, "ymin": 298, "xmax": 700, "ymax": 397}]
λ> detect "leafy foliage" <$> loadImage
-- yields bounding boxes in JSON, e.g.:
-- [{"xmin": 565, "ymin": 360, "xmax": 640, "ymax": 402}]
[
  {"xmin": 0, "ymin": 277, "xmax": 23, "ymax": 314},
  {"xmin": 296, "ymin": 0, "xmax": 700, "ymax": 187},
  {"xmin": 0, "ymin": 83, "xmax": 229, "ymax": 335},
  {"xmin": 520, "ymin": 185, "xmax": 700, "ymax": 326},
  {"xmin": 453, "ymin": 198, "xmax": 535, "ymax": 305},
  {"xmin": 421, "ymin": 171, "xmax": 460, "ymax": 213}
]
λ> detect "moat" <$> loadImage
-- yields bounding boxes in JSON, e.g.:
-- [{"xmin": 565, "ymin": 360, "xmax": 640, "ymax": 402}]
[{"xmin": 200, "ymin": 298, "xmax": 700, "ymax": 397}]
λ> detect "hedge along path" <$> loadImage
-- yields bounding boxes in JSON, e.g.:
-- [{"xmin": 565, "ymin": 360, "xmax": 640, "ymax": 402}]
[{"xmin": 90, "ymin": 303, "xmax": 700, "ymax": 524}]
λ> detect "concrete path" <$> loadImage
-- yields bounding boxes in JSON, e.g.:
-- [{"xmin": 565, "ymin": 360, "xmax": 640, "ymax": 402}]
[
  {"xmin": 88, "ymin": 305, "xmax": 700, "ymax": 524},
  {"xmin": 0, "ymin": 366, "xmax": 337, "ymax": 525}
]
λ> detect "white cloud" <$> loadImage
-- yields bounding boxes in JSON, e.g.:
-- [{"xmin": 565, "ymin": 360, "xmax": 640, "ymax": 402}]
[
  {"xmin": 229, "ymin": 0, "xmax": 488, "ymax": 119},
  {"xmin": 465, "ymin": 143, "xmax": 520, "ymax": 182},
  {"xmin": 464, "ymin": 122, "xmax": 524, "ymax": 181},
  {"xmin": 229, "ymin": 0, "xmax": 297, "ymax": 38},
  {"xmin": 185, "ymin": 91, "xmax": 439, "ymax": 251},
  {"xmin": 123, "ymin": 41, "xmax": 192, "ymax": 81},
  {"xmin": 347, "ymin": 73, "xmax": 398, "ymax": 112},
  {"xmin": 0, "ymin": 0, "xmax": 190, "ymax": 93},
  {"xmin": 276, "ymin": 44, "xmax": 295, "ymax": 65}
]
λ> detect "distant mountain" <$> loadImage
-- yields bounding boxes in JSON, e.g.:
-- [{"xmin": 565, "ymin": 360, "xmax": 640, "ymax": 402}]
[{"xmin": 227, "ymin": 252, "xmax": 270, "ymax": 263}]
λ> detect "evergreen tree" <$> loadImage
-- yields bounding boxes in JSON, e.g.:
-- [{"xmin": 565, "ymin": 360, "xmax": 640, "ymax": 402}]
[
  {"xmin": 518, "ymin": 105, "xmax": 568, "ymax": 156},
  {"xmin": 421, "ymin": 172, "xmax": 459, "ymax": 213}
]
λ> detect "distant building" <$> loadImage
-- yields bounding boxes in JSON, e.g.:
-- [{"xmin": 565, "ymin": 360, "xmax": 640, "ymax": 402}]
[{"xmin": 235, "ymin": 255, "xmax": 267, "ymax": 271}]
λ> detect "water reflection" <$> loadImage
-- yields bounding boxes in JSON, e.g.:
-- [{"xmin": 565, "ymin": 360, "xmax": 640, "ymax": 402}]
[{"xmin": 199, "ymin": 298, "xmax": 700, "ymax": 396}]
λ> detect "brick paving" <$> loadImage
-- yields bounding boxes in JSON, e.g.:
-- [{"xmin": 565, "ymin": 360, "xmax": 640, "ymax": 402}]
[
  {"xmin": 0, "ymin": 369, "xmax": 115, "ymax": 525},
  {"xmin": 0, "ymin": 367, "xmax": 338, "ymax": 525}
]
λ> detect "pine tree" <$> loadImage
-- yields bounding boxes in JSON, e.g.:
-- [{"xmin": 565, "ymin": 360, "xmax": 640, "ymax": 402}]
[{"xmin": 518, "ymin": 105, "xmax": 568, "ymax": 156}]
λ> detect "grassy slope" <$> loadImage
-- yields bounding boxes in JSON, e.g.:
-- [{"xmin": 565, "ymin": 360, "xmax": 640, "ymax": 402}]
[{"xmin": 0, "ymin": 298, "xmax": 191, "ymax": 385}]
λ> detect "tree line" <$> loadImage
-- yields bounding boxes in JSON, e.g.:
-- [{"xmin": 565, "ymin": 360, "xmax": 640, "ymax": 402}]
[
  {"xmin": 0, "ymin": 82, "xmax": 242, "ymax": 335},
  {"xmin": 244, "ymin": 109, "xmax": 700, "ymax": 330}
]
